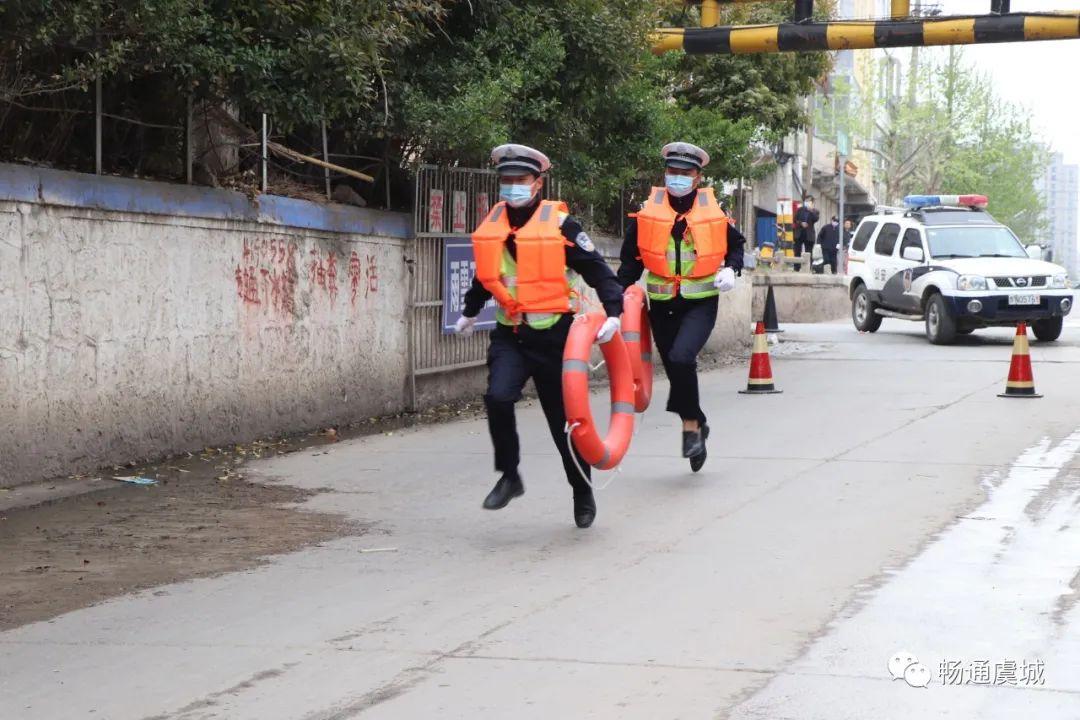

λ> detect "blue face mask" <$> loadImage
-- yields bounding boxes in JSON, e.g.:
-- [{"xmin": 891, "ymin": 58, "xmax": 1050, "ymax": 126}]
[
  {"xmin": 665, "ymin": 174, "xmax": 695, "ymax": 197},
  {"xmin": 499, "ymin": 183, "xmax": 537, "ymax": 208}
]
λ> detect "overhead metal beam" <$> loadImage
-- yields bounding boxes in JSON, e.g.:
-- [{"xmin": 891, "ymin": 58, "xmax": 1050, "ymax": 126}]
[{"xmin": 651, "ymin": 12, "xmax": 1080, "ymax": 54}]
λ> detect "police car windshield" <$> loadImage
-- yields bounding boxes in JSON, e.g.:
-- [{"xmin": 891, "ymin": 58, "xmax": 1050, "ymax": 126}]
[{"xmin": 926, "ymin": 226, "xmax": 1026, "ymax": 259}]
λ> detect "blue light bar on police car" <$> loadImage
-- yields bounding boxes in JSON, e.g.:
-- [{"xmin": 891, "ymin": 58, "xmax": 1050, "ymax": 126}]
[{"xmin": 903, "ymin": 194, "xmax": 988, "ymax": 209}]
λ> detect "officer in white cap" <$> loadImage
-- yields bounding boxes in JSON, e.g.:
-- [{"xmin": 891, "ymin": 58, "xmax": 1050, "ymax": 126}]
[
  {"xmin": 452, "ymin": 143, "xmax": 623, "ymax": 528},
  {"xmin": 617, "ymin": 142, "xmax": 746, "ymax": 471}
]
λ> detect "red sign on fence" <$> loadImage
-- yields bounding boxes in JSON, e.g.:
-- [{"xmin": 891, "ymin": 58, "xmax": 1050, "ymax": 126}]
[
  {"xmin": 428, "ymin": 189, "xmax": 444, "ymax": 233},
  {"xmin": 452, "ymin": 191, "xmax": 468, "ymax": 233}
]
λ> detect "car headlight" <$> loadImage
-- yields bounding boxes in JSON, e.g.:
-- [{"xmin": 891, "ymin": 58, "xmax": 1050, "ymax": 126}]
[
  {"xmin": 1052, "ymin": 274, "xmax": 1068, "ymax": 289},
  {"xmin": 957, "ymin": 275, "xmax": 988, "ymax": 291}
]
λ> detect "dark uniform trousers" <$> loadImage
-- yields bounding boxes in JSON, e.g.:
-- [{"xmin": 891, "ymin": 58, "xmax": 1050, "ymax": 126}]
[
  {"xmin": 484, "ymin": 315, "xmax": 591, "ymax": 492},
  {"xmin": 793, "ymin": 232, "xmax": 813, "ymax": 271},
  {"xmin": 648, "ymin": 294, "xmax": 718, "ymax": 426},
  {"xmin": 822, "ymin": 247, "xmax": 838, "ymax": 274}
]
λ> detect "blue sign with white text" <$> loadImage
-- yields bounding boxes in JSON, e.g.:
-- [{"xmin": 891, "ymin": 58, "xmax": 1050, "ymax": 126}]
[{"xmin": 442, "ymin": 240, "xmax": 497, "ymax": 333}]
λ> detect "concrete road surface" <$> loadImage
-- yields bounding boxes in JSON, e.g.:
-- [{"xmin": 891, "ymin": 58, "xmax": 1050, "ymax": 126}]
[{"xmin": 6, "ymin": 318, "xmax": 1080, "ymax": 719}]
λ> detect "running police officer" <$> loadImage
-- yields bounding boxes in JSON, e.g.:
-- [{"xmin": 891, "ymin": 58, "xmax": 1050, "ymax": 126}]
[
  {"xmin": 453, "ymin": 144, "xmax": 623, "ymax": 528},
  {"xmin": 617, "ymin": 142, "xmax": 745, "ymax": 471}
]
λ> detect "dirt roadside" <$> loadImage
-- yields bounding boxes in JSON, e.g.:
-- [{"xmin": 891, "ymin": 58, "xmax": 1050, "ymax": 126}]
[{"xmin": 0, "ymin": 401, "xmax": 486, "ymax": 631}]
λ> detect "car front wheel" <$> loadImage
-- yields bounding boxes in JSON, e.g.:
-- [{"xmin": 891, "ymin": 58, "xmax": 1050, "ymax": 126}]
[
  {"xmin": 925, "ymin": 293, "xmax": 957, "ymax": 345},
  {"xmin": 1032, "ymin": 317, "xmax": 1063, "ymax": 342},
  {"xmin": 852, "ymin": 285, "xmax": 883, "ymax": 333}
]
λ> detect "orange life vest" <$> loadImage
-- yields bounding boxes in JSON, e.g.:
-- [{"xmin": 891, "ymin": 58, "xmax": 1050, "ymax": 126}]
[
  {"xmin": 633, "ymin": 186, "xmax": 729, "ymax": 279},
  {"xmin": 471, "ymin": 200, "xmax": 572, "ymax": 317}
]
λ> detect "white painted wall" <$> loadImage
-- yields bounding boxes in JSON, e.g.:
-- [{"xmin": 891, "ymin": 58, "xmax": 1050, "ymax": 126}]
[{"xmin": 0, "ymin": 200, "xmax": 407, "ymax": 487}]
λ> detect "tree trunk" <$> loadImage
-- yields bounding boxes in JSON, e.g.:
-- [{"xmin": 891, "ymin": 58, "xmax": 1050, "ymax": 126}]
[{"xmin": 190, "ymin": 100, "xmax": 241, "ymax": 185}]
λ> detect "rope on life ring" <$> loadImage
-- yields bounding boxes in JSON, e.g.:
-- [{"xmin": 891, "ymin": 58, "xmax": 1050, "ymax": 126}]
[{"xmin": 561, "ymin": 312, "xmax": 636, "ymax": 470}]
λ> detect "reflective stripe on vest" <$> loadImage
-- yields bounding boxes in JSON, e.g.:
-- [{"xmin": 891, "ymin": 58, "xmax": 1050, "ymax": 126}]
[
  {"xmin": 645, "ymin": 274, "xmax": 718, "ymax": 301},
  {"xmin": 665, "ymin": 247, "xmax": 697, "ymax": 265}
]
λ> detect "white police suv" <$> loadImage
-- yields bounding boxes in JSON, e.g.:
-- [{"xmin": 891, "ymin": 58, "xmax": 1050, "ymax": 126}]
[{"xmin": 847, "ymin": 194, "xmax": 1073, "ymax": 344}]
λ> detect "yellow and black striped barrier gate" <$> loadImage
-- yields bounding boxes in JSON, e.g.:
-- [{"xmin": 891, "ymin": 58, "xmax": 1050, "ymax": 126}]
[{"xmin": 652, "ymin": 12, "xmax": 1080, "ymax": 54}]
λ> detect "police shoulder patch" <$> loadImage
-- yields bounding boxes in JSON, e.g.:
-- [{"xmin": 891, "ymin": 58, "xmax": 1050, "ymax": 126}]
[{"xmin": 574, "ymin": 231, "xmax": 596, "ymax": 253}]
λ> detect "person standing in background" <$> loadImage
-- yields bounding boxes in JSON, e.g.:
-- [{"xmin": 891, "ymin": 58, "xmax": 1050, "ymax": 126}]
[
  {"xmin": 817, "ymin": 216, "xmax": 840, "ymax": 274},
  {"xmin": 793, "ymin": 195, "xmax": 820, "ymax": 272}
]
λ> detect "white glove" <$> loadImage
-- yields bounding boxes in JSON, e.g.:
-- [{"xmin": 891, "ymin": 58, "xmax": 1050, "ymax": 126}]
[
  {"xmin": 595, "ymin": 316, "xmax": 621, "ymax": 344},
  {"xmin": 453, "ymin": 315, "xmax": 477, "ymax": 337},
  {"xmin": 714, "ymin": 267, "xmax": 736, "ymax": 292}
]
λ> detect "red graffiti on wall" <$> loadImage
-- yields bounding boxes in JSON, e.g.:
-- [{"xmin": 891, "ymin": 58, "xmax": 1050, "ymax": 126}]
[
  {"xmin": 326, "ymin": 252, "xmax": 339, "ymax": 304},
  {"xmin": 235, "ymin": 239, "xmax": 369, "ymax": 316},
  {"xmin": 308, "ymin": 248, "xmax": 326, "ymax": 291},
  {"xmin": 234, "ymin": 237, "xmax": 299, "ymax": 316},
  {"xmin": 235, "ymin": 266, "xmax": 260, "ymax": 304},
  {"xmin": 365, "ymin": 254, "xmax": 379, "ymax": 297},
  {"xmin": 348, "ymin": 251, "xmax": 362, "ymax": 306},
  {"xmin": 276, "ymin": 240, "xmax": 299, "ymax": 315},
  {"xmin": 346, "ymin": 251, "xmax": 377, "ymax": 306},
  {"xmin": 235, "ymin": 240, "xmax": 261, "ymax": 305},
  {"xmin": 305, "ymin": 247, "xmax": 344, "ymax": 304}
]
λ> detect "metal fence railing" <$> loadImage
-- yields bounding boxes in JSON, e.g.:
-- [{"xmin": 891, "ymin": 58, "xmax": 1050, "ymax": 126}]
[{"xmin": 408, "ymin": 165, "xmax": 561, "ymax": 407}]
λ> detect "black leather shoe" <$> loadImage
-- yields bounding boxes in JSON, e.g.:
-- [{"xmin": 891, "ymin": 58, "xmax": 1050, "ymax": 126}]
[
  {"xmin": 690, "ymin": 424, "xmax": 710, "ymax": 473},
  {"xmin": 573, "ymin": 489, "xmax": 596, "ymax": 528},
  {"xmin": 483, "ymin": 473, "xmax": 524, "ymax": 510},
  {"xmin": 682, "ymin": 428, "xmax": 705, "ymax": 458}
]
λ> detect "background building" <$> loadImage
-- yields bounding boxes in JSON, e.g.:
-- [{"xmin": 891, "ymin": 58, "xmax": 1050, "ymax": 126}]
[{"xmin": 1040, "ymin": 152, "xmax": 1079, "ymax": 278}]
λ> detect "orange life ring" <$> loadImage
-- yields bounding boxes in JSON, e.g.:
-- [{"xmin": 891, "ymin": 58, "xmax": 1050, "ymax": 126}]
[
  {"xmin": 562, "ymin": 313, "xmax": 636, "ymax": 470},
  {"xmin": 621, "ymin": 285, "xmax": 653, "ymax": 412}
]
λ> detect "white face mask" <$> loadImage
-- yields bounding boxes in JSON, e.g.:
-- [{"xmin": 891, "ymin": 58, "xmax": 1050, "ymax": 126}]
[
  {"xmin": 499, "ymin": 179, "xmax": 541, "ymax": 208},
  {"xmin": 665, "ymin": 174, "xmax": 695, "ymax": 197}
]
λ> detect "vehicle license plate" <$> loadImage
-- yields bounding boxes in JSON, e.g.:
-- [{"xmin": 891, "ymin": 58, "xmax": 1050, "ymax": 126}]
[{"xmin": 1008, "ymin": 294, "xmax": 1040, "ymax": 306}]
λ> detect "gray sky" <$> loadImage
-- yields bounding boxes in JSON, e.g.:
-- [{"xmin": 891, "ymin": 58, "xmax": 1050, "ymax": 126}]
[{"xmin": 941, "ymin": 0, "xmax": 1080, "ymax": 164}]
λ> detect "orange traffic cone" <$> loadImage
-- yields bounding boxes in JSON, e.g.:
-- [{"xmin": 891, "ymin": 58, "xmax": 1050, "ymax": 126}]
[
  {"xmin": 998, "ymin": 323, "xmax": 1042, "ymax": 398},
  {"xmin": 739, "ymin": 322, "xmax": 783, "ymax": 394}
]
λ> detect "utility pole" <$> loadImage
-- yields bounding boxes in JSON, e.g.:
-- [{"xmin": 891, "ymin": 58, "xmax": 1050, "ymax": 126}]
[
  {"xmin": 838, "ymin": 155, "xmax": 847, "ymax": 274},
  {"xmin": 94, "ymin": 76, "xmax": 102, "ymax": 176},
  {"xmin": 321, "ymin": 121, "xmax": 331, "ymax": 201},
  {"xmin": 260, "ymin": 113, "xmax": 268, "ymax": 194},
  {"xmin": 804, "ymin": 86, "xmax": 815, "ymax": 206},
  {"xmin": 907, "ymin": 0, "xmax": 921, "ymax": 110}
]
